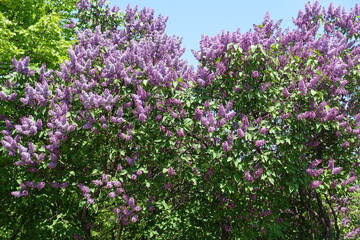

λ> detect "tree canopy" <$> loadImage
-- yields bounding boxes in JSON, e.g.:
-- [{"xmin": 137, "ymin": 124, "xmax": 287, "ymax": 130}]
[{"xmin": 0, "ymin": 0, "xmax": 77, "ymax": 75}]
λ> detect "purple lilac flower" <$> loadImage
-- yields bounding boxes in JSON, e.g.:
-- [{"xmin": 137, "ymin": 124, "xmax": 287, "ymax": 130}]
[
  {"xmin": 218, "ymin": 105, "xmax": 226, "ymax": 117},
  {"xmin": 331, "ymin": 180, "xmax": 338, "ymax": 188},
  {"xmin": 11, "ymin": 191, "xmax": 23, "ymax": 198},
  {"xmin": 108, "ymin": 192, "xmax": 116, "ymax": 198},
  {"xmin": 298, "ymin": 79, "xmax": 308, "ymax": 95},
  {"xmin": 65, "ymin": 19, "xmax": 76, "ymax": 29},
  {"xmin": 225, "ymin": 111, "xmax": 236, "ymax": 120},
  {"xmin": 342, "ymin": 141, "xmax": 350, "ymax": 149},
  {"xmin": 244, "ymin": 170, "xmax": 254, "ymax": 182},
  {"xmin": 255, "ymin": 140, "xmax": 266, "ymax": 147},
  {"xmin": 116, "ymin": 188, "xmax": 124, "ymax": 194},
  {"xmin": 281, "ymin": 113, "xmax": 291, "ymax": 119},
  {"xmin": 250, "ymin": 194, "xmax": 256, "ymax": 201},
  {"xmin": 21, "ymin": 190, "xmax": 29, "ymax": 196},
  {"xmin": 12, "ymin": 57, "xmax": 35, "ymax": 76},
  {"xmin": 297, "ymin": 112, "xmax": 308, "ymax": 120},
  {"xmin": 138, "ymin": 113, "xmax": 147, "ymax": 123},
  {"xmin": 259, "ymin": 82, "xmax": 271, "ymax": 92},
  {"xmin": 339, "ymin": 121, "xmax": 348, "ymax": 128},
  {"xmin": 176, "ymin": 129, "xmax": 184, "ymax": 137},
  {"xmin": 328, "ymin": 159, "xmax": 335, "ymax": 169},
  {"xmin": 252, "ymin": 71, "xmax": 260, "ymax": 78},
  {"xmin": 309, "ymin": 180, "xmax": 322, "ymax": 189},
  {"xmin": 36, "ymin": 182, "xmax": 46, "ymax": 190},
  {"xmin": 14, "ymin": 116, "xmax": 42, "ymax": 136},
  {"xmin": 194, "ymin": 108, "xmax": 203, "ymax": 120},
  {"xmin": 254, "ymin": 167, "xmax": 264, "ymax": 179},
  {"xmin": 133, "ymin": 206, "xmax": 141, "ymax": 212},
  {"xmin": 131, "ymin": 215, "xmax": 139, "ymax": 223},
  {"xmin": 113, "ymin": 208, "xmax": 121, "ymax": 215},
  {"xmin": 101, "ymin": 174, "xmax": 109, "ymax": 181},
  {"xmin": 126, "ymin": 156, "xmax": 135, "ymax": 165},
  {"xmin": 222, "ymin": 141, "xmax": 231, "ymax": 152},
  {"xmin": 208, "ymin": 126, "xmax": 215, "ymax": 133},
  {"xmin": 92, "ymin": 180, "xmax": 103, "ymax": 186},
  {"xmin": 237, "ymin": 128, "xmax": 245, "ymax": 138},
  {"xmin": 168, "ymin": 167, "xmax": 176, "ymax": 176},
  {"xmin": 348, "ymin": 186, "xmax": 358, "ymax": 192},
  {"xmin": 57, "ymin": 182, "xmax": 68, "ymax": 188},
  {"xmin": 345, "ymin": 227, "xmax": 360, "ymax": 239},
  {"xmin": 24, "ymin": 181, "xmax": 36, "ymax": 188},
  {"xmin": 342, "ymin": 176, "xmax": 357, "ymax": 186},
  {"xmin": 332, "ymin": 167, "xmax": 343, "ymax": 175},
  {"xmin": 259, "ymin": 127, "xmax": 269, "ymax": 134},
  {"xmin": 117, "ymin": 164, "xmax": 123, "ymax": 171},
  {"xmin": 127, "ymin": 197, "xmax": 135, "ymax": 207},
  {"xmin": 309, "ymin": 159, "xmax": 322, "ymax": 168},
  {"xmin": 241, "ymin": 116, "xmax": 249, "ymax": 131},
  {"xmin": 260, "ymin": 210, "xmax": 273, "ymax": 217},
  {"xmin": 306, "ymin": 168, "xmax": 324, "ymax": 177},
  {"xmin": 78, "ymin": 184, "xmax": 90, "ymax": 193}
]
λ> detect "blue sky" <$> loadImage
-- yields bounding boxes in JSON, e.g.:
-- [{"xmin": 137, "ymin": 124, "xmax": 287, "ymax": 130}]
[{"xmin": 111, "ymin": 0, "xmax": 359, "ymax": 66}]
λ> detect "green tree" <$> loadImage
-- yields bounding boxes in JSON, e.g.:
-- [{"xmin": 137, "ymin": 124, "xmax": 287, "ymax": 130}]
[{"xmin": 0, "ymin": 0, "xmax": 77, "ymax": 75}]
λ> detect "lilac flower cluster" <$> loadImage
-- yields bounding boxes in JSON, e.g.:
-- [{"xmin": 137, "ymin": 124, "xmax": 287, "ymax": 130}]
[
  {"xmin": 49, "ymin": 182, "xmax": 69, "ymax": 188},
  {"xmin": 12, "ymin": 57, "xmax": 36, "ymax": 76},
  {"xmin": 198, "ymin": 101, "xmax": 236, "ymax": 134},
  {"xmin": 0, "ymin": 91, "xmax": 17, "ymax": 101},
  {"xmin": 306, "ymin": 168, "xmax": 324, "ymax": 177},
  {"xmin": 78, "ymin": 184, "xmax": 94, "ymax": 204},
  {"xmin": 297, "ymin": 111, "xmax": 316, "ymax": 120},
  {"xmin": 255, "ymin": 140, "xmax": 266, "ymax": 148},
  {"xmin": 244, "ymin": 166, "xmax": 264, "ymax": 183},
  {"xmin": 14, "ymin": 116, "xmax": 42, "ymax": 136},
  {"xmin": 167, "ymin": 167, "xmax": 176, "ymax": 176},
  {"xmin": 20, "ymin": 82, "xmax": 51, "ymax": 107},
  {"xmin": 309, "ymin": 180, "xmax": 322, "ymax": 189},
  {"xmin": 345, "ymin": 228, "xmax": 360, "ymax": 239},
  {"xmin": 113, "ymin": 195, "xmax": 142, "ymax": 225},
  {"xmin": 10, "ymin": 181, "xmax": 46, "ymax": 198},
  {"xmin": 333, "ymin": 167, "xmax": 343, "ymax": 175},
  {"xmin": 1, "ymin": 135, "xmax": 21, "ymax": 156}
]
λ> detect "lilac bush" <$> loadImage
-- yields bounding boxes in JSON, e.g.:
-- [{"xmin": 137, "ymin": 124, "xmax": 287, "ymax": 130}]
[
  {"xmin": 188, "ymin": 1, "xmax": 359, "ymax": 239},
  {"xmin": 0, "ymin": 0, "xmax": 359, "ymax": 239}
]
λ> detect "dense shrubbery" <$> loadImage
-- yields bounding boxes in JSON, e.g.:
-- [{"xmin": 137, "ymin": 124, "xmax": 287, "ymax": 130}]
[{"xmin": 0, "ymin": 0, "xmax": 359, "ymax": 239}]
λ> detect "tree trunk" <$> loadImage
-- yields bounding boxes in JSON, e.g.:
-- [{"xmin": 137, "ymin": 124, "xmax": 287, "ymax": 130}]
[
  {"xmin": 81, "ymin": 206, "xmax": 91, "ymax": 239},
  {"xmin": 315, "ymin": 192, "xmax": 333, "ymax": 240},
  {"xmin": 116, "ymin": 221, "xmax": 123, "ymax": 240}
]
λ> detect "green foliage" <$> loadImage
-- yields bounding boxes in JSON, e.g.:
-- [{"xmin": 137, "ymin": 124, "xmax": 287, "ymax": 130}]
[{"xmin": 0, "ymin": 0, "xmax": 77, "ymax": 75}]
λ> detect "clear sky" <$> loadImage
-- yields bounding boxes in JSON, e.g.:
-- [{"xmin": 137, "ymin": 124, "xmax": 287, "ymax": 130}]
[{"xmin": 111, "ymin": 0, "xmax": 359, "ymax": 66}]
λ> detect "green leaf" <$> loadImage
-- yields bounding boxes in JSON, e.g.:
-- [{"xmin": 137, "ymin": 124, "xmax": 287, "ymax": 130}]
[
  {"xmin": 177, "ymin": 77, "xmax": 184, "ymax": 83},
  {"xmin": 234, "ymin": 174, "xmax": 241, "ymax": 184},
  {"xmin": 268, "ymin": 177, "xmax": 275, "ymax": 185}
]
